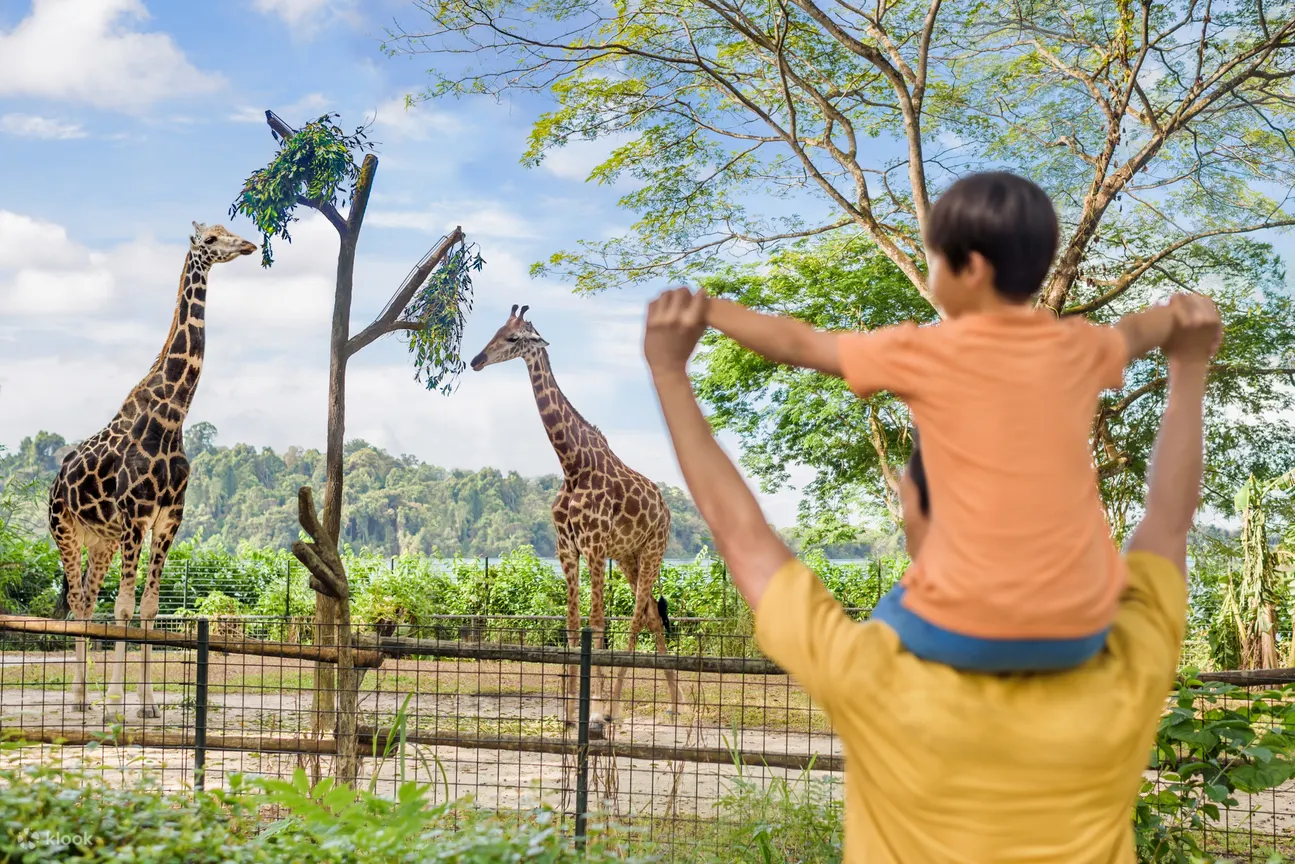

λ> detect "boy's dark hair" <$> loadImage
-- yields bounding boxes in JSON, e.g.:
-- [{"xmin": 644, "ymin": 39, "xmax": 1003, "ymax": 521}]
[
  {"xmin": 907, "ymin": 429, "xmax": 929, "ymax": 517},
  {"xmin": 926, "ymin": 171, "xmax": 1059, "ymax": 301}
]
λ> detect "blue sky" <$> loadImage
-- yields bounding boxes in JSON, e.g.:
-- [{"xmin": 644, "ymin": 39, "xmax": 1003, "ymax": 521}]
[{"xmin": 0, "ymin": 0, "xmax": 816, "ymax": 526}]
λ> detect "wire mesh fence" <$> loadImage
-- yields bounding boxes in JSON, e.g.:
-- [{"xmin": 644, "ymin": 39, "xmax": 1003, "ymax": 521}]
[{"xmin": 0, "ymin": 613, "xmax": 1291, "ymax": 860}]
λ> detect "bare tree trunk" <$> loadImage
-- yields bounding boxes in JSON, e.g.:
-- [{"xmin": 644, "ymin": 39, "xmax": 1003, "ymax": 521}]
[
  {"xmin": 308, "ymin": 157, "xmax": 377, "ymax": 777},
  {"xmin": 293, "ymin": 487, "xmax": 366, "ymax": 788}
]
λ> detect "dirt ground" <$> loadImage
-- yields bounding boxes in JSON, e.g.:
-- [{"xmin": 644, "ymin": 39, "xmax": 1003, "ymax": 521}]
[
  {"xmin": 0, "ymin": 648, "xmax": 839, "ymax": 820},
  {"xmin": 3, "ymin": 646, "xmax": 1295, "ymax": 849}
]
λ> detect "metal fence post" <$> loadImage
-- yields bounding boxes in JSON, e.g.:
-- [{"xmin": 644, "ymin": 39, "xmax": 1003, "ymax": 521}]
[
  {"xmin": 194, "ymin": 617, "xmax": 209, "ymax": 791},
  {"xmin": 721, "ymin": 561, "xmax": 728, "ymax": 619},
  {"xmin": 575, "ymin": 626, "xmax": 593, "ymax": 853}
]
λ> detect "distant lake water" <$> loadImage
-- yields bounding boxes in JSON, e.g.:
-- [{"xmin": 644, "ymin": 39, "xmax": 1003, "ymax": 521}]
[{"xmin": 406, "ymin": 557, "xmax": 877, "ymax": 571}]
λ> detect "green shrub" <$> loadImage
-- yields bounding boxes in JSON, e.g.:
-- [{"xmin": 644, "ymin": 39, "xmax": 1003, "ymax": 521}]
[
  {"xmin": 707, "ymin": 759, "xmax": 843, "ymax": 863},
  {"xmin": 1136, "ymin": 674, "xmax": 1295, "ymax": 863},
  {"xmin": 0, "ymin": 763, "xmax": 661, "ymax": 863}
]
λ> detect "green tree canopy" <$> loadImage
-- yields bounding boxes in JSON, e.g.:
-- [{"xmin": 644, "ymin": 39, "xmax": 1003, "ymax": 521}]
[
  {"xmin": 388, "ymin": 0, "xmax": 1295, "ymax": 538},
  {"xmin": 0, "ymin": 430, "xmax": 718, "ymax": 560},
  {"xmin": 695, "ymin": 236, "xmax": 1295, "ymax": 538}
]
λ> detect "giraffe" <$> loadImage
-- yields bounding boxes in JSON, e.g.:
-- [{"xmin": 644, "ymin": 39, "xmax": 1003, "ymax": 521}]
[
  {"xmin": 471, "ymin": 305, "xmax": 682, "ymax": 734},
  {"xmin": 49, "ymin": 222, "xmax": 256, "ymax": 717}
]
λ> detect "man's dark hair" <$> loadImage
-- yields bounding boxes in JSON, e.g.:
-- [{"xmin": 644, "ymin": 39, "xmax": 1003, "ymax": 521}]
[
  {"xmin": 926, "ymin": 171, "xmax": 1059, "ymax": 301},
  {"xmin": 907, "ymin": 429, "xmax": 929, "ymax": 517}
]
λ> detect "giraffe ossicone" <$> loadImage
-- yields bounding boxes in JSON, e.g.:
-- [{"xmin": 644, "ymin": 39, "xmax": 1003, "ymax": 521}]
[
  {"xmin": 471, "ymin": 306, "xmax": 683, "ymax": 735},
  {"xmin": 49, "ymin": 222, "xmax": 256, "ymax": 718}
]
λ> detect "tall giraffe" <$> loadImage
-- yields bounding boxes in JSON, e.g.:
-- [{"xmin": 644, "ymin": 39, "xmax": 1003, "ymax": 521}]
[
  {"xmin": 49, "ymin": 222, "xmax": 256, "ymax": 717},
  {"xmin": 471, "ymin": 305, "xmax": 682, "ymax": 733}
]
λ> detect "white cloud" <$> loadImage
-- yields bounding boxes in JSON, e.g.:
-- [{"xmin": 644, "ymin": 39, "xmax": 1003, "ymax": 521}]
[
  {"xmin": 228, "ymin": 92, "xmax": 331, "ymax": 125},
  {"xmin": 540, "ymin": 132, "xmax": 639, "ymax": 182},
  {"xmin": 0, "ymin": 210, "xmax": 805, "ymax": 528},
  {"xmin": 0, "ymin": 212, "xmax": 95, "ymax": 270},
  {"xmin": 369, "ymin": 95, "xmax": 463, "ymax": 142},
  {"xmin": 0, "ymin": 113, "xmax": 86, "ymax": 140},
  {"xmin": 369, "ymin": 204, "xmax": 541, "ymax": 243},
  {"xmin": 0, "ymin": 0, "xmax": 223, "ymax": 112},
  {"xmin": 252, "ymin": 0, "xmax": 359, "ymax": 32}
]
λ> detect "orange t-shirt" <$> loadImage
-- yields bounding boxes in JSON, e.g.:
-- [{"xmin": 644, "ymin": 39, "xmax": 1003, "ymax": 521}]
[{"xmin": 838, "ymin": 308, "xmax": 1129, "ymax": 640}]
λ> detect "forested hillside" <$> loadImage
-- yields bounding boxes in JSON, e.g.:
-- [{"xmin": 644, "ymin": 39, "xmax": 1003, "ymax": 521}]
[{"xmin": 0, "ymin": 425, "xmax": 719, "ymax": 558}]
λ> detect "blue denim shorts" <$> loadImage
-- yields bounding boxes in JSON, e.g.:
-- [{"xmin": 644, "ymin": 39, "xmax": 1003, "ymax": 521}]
[{"xmin": 872, "ymin": 584, "xmax": 1109, "ymax": 672}]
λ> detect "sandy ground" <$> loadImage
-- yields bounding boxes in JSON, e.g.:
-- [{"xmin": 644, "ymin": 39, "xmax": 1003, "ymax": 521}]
[
  {"xmin": 3, "ymin": 646, "xmax": 1295, "ymax": 855},
  {"xmin": 0, "ymin": 648, "xmax": 840, "ymax": 821}
]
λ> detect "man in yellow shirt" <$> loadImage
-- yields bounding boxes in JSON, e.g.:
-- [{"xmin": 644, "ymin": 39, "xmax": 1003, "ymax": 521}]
[{"xmin": 643, "ymin": 286, "xmax": 1221, "ymax": 862}]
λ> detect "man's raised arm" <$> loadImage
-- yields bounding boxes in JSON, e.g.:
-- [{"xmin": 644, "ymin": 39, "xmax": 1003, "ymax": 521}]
[
  {"xmin": 1125, "ymin": 294, "xmax": 1222, "ymax": 577},
  {"xmin": 643, "ymin": 288, "xmax": 794, "ymax": 611},
  {"xmin": 706, "ymin": 297, "xmax": 844, "ymax": 377}
]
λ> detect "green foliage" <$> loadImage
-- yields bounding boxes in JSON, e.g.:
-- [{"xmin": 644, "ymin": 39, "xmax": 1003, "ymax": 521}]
[
  {"xmin": 1136, "ymin": 675, "xmax": 1295, "ymax": 863},
  {"xmin": 693, "ymin": 237, "xmax": 934, "ymax": 529},
  {"xmin": 389, "ymin": 0, "xmax": 1295, "ymax": 548},
  {"xmin": 229, "ymin": 113, "xmax": 375, "ymax": 267},
  {"xmin": 406, "ymin": 244, "xmax": 486, "ymax": 394},
  {"xmin": 389, "ymin": 0, "xmax": 1295, "ymax": 299},
  {"xmin": 1185, "ymin": 471, "xmax": 1295, "ymax": 672},
  {"xmin": 0, "ymin": 764, "xmax": 660, "ymax": 863},
  {"xmin": 197, "ymin": 590, "xmax": 245, "ymax": 618},
  {"xmin": 691, "ymin": 234, "xmax": 1295, "ymax": 540},
  {"xmin": 0, "ymin": 430, "xmax": 717, "ymax": 560},
  {"xmin": 707, "ymin": 758, "xmax": 843, "ymax": 863},
  {"xmin": 0, "ymin": 445, "xmax": 60, "ymax": 615}
]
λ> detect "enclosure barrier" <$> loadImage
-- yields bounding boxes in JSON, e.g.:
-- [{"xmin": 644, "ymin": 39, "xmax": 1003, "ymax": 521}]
[
  {"xmin": 0, "ymin": 613, "xmax": 1290, "ymax": 861},
  {"xmin": 0, "ymin": 612, "xmax": 843, "ymax": 859}
]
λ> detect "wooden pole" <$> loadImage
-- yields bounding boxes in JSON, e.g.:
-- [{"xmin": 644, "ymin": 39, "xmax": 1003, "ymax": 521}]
[
  {"xmin": 0, "ymin": 615, "xmax": 384, "ymax": 668},
  {"xmin": 2, "ymin": 725, "xmax": 844, "ymax": 774},
  {"xmin": 3, "ymin": 726, "xmax": 339, "ymax": 754},
  {"xmin": 354, "ymin": 728, "xmax": 844, "ymax": 773},
  {"xmin": 355, "ymin": 633, "xmax": 782, "ymax": 675}
]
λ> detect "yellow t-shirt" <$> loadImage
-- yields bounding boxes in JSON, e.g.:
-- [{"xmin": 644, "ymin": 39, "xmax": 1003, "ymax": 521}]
[{"xmin": 755, "ymin": 551, "xmax": 1185, "ymax": 863}]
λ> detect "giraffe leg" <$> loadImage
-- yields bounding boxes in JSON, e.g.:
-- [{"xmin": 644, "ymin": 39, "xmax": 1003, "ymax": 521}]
[
  {"xmin": 53, "ymin": 527, "xmax": 90, "ymax": 711},
  {"xmin": 72, "ymin": 541, "xmax": 115, "ymax": 712},
  {"xmin": 555, "ymin": 525, "xmax": 582, "ymax": 730},
  {"xmin": 639, "ymin": 547, "xmax": 680, "ymax": 717},
  {"xmin": 609, "ymin": 556, "xmax": 640, "ymax": 725},
  {"xmin": 585, "ymin": 543, "xmax": 609, "ymax": 734},
  {"xmin": 107, "ymin": 524, "xmax": 145, "ymax": 710},
  {"xmin": 137, "ymin": 508, "xmax": 181, "ymax": 719}
]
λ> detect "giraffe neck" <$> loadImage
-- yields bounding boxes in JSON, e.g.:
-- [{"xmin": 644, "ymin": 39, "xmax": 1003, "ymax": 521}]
[
  {"xmin": 523, "ymin": 347, "xmax": 604, "ymax": 477},
  {"xmin": 119, "ymin": 251, "xmax": 211, "ymax": 423}
]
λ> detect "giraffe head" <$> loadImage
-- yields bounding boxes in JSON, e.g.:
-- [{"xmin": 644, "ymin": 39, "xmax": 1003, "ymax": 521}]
[
  {"xmin": 470, "ymin": 305, "xmax": 550, "ymax": 371},
  {"xmin": 189, "ymin": 222, "xmax": 257, "ymax": 266}
]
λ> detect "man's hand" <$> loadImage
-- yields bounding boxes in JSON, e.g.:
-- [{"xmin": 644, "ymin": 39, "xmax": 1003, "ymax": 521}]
[
  {"xmin": 645, "ymin": 286, "xmax": 708, "ymax": 375},
  {"xmin": 644, "ymin": 285, "xmax": 792, "ymax": 611},
  {"xmin": 1163, "ymin": 294, "xmax": 1222, "ymax": 365}
]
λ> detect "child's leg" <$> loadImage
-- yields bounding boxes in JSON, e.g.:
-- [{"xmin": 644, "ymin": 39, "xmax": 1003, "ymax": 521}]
[{"xmin": 872, "ymin": 585, "xmax": 1108, "ymax": 672}]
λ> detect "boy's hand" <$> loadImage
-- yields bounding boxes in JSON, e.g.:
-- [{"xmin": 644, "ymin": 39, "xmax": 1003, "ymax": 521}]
[
  {"xmin": 1163, "ymin": 294, "xmax": 1222, "ymax": 365},
  {"xmin": 645, "ymin": 286, "xmax": 708, "ymax": 375}
]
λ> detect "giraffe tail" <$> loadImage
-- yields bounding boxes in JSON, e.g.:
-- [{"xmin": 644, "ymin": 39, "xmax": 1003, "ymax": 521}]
[
  {"xmin": 53, "ymin": 571, "xmax": 70, "ymax": 619},
  {"xmin": 656, "ymin": 596, "xmax": 673, "ymax": 639}
]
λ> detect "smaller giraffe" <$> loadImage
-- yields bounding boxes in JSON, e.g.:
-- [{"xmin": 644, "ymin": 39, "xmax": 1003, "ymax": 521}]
[
  {"xmin": 50, "ymin": 222, "xmax": 255, "ymax": 717},
  {"xmin": 471, "ymin": 305, "xmax": 682, "ymax": 733}
]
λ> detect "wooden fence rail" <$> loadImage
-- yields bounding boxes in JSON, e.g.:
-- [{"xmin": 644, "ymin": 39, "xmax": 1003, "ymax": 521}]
[
  {"xmin": 0, "ymin": 725, "xmax": 843, "ymax": 774},
  {"xmin": 0, "ymin": 615, "xmax": 385, "ymax": 668},
  {"xmin": 355, "ymin": 633, "xmax": 783, "ymax": 675},
  {"xmin": 6, "ymin": 614, "xmax": 1295, "ymax": 684}
]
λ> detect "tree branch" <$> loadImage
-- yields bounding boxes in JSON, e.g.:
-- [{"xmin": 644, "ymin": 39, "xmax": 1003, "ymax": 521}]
[
  {"xmin": 292, "ymin": 486, "xmax": 348, "ymax": 601},
  {"xmin": 345, "ymin": 227, "xmax": 465, "ymax": 358},
  {"xmin": 1103, "ymin": 364, "xmax": 1295, "ymax": 420},
  {"xmin": 1063, "ymin": 218, "xmax": 1295, "ymax": 316},
  {"xmin": 264, "ymin": 110, "xmax": 349, "ymax": 237}
]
